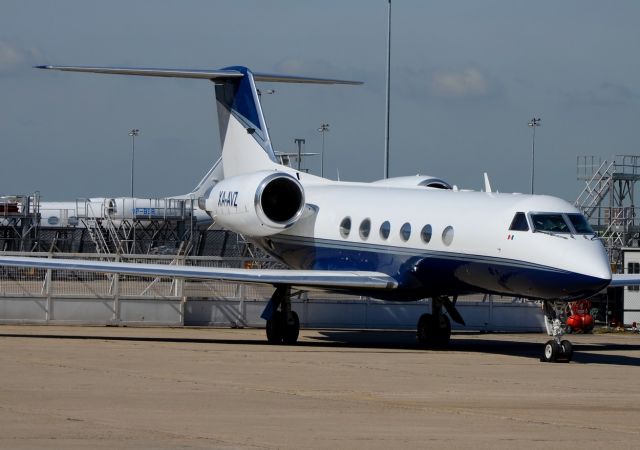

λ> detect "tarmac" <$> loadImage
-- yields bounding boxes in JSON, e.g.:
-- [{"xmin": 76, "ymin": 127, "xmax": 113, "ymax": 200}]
[{"xmin": 1, "ymin": 325, "xmax": 639, "ymax": 449}]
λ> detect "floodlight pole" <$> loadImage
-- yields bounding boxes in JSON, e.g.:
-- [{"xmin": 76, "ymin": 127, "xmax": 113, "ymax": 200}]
[
  {"xmin": 528, "ymin": 117, "xmax": 541, "ymax": 195},
  {"xmin": 318, "ymin": 123, "xmax": 329, "ymax": 178},
  {"xmin": 383, "ymin": 0, "xmax": 391, "ymax": 179},
  {"xmin": 128, "ymin": 128, "xmax": 140, "ymax": 197}
]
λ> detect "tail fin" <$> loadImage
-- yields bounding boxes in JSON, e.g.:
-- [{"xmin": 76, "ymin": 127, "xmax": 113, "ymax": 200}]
[
  {"xmin": 214, "ymin": 66, "xmax": 279, "ymax": 177},
  {"xmin": 36, "ymin": 64, "xmax": 361, "ymax": 179}
]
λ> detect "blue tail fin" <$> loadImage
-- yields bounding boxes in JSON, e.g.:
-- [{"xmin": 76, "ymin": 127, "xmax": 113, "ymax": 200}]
[{"xmin": 213, "ymin": 66, "xmax": 279, "ymax": 177}]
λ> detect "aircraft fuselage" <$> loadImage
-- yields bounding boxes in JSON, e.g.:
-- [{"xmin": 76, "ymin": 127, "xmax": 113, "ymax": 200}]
[{"xmin": 257, "ymin": 182, "xmax": 611, "ymax": 301}]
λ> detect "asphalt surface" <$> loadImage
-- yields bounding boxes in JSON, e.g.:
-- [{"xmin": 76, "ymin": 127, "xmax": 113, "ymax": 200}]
[{"xmin": 1, "ymin": 325, "xmax": 639, "ymax": 449}]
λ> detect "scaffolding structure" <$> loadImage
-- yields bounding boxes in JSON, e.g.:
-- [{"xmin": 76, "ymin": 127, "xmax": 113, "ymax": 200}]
[
  {"xmin": 0, "ymin": 193, "xmax": 41, "ymax": 252},
  {"xmin": 76, "ymin": 198, "xmax": 197, "ymax": 255},
  {"xmin": 0, "ymin": 194, "xmax": 266, "ymax": 258},
  {"xmin": 576, "ymin": 155, "xmax": 640, "ymax": 268}
]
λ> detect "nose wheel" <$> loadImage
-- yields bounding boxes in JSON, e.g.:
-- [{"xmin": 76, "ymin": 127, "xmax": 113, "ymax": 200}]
[
  {"xmin": 541, "ymin": 301, "xmax": 573, "ymax": 363},
  {"xmin": 542, "ymin": 338, "xmax": 573, "ymax": 362}
]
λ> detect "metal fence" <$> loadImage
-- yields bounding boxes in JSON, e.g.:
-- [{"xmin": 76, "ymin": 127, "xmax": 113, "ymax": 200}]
[{"xmin": 0, "ymin": 252, "xmax": 545, "ymax": 331}]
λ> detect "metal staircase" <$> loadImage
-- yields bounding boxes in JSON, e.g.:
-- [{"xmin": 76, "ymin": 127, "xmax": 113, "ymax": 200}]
[
  {"xmin": 81, "ymin": 217, "xmax": 112, "ymax": 254},
  {"xmin": 576, "ymin": 155, "xmax": 640, "ymax": 267},
  {"xmin": 575, "ymin": 159, "xmax": 615, "ymax": 218}
]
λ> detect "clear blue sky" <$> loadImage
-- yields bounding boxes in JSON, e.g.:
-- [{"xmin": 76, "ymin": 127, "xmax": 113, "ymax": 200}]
[{"xmin": 1, "ymin": 0, "xmax": 638, "ymax": 200}]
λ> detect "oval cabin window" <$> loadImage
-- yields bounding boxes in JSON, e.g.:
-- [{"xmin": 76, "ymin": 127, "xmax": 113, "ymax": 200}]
[
  {"xmin": 339, "ymin": 217, "xmax": 352, "ymax": 238},
  {"xmin": 359, "ymin": 218, "xmax": 371, "ymax": 240},
  {"xmin": 400, "ymin": 222, "xmax": 411, "ymax": 242}
]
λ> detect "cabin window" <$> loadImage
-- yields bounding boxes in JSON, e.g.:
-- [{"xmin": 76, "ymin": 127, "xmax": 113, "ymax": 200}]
[
  {"xmin": 420, "ymin": 224, "xmax": 433, "ymax": 244},
  {"xmin": 68, "ymin": 216, "xmax": 79, "ymax": 226},
  {"xmin": 359, "ymin": 218, "xmax": 371, "ymax": 240},
  {"xmin": 531, "ymin": 214, "xmax": 571, "ymax": 233},
  {"xmin": 442, "ymin": 226, "xmax": 454, "ymax": 246},
  {"xmin": 567, "ymin": 213, "xmax": 594, "ymax": 235},
  {"xmin": 509, "ymin": 212, "xmax": 529, "ymax": 231},
  {"xmin": 47, "ymin": 216, "xmax": 59, "ymax": 226},
  {"xmin": 400, "ymin": 222, "xmax": 411, "ymax": 241},
  {"xmin": 379, "ymin": 221, "xmax": 391, "ymax": 240},
  {"xmin": 339, "ymin": 217, "xmax": 351, "ymax": 238}
]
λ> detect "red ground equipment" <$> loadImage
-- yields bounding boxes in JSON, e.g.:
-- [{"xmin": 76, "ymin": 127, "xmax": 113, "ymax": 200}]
[{"xmin": 566, "ymin": 299, "xmax": 594, "ymax": 333}]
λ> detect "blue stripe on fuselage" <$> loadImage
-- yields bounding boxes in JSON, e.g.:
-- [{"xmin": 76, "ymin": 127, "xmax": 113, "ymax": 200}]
[{"xmin": 258, "ymin": 234, "xmax": 609, "ymax": 301}]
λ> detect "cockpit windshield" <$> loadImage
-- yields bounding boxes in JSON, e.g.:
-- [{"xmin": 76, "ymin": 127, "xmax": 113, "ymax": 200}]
[
  {"xmin": 567, "ymin": 213, "xmax": 595, "ymax": 234},
  {"xmin": 531, "ymin": 214, "xmax": 571, "ymax": 233}
]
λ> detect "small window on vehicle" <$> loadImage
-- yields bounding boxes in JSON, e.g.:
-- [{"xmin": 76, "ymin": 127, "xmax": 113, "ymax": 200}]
[
  {"xmin": 442, "ymin": 226, "xmax": 454, "ymax": 246},
  {"xmin": 531, "ymin": 214, "xmax": 571, "ymax": 233},
  {"xmin": 47, "ymin": 216, "xmax": 59, "ymax": 225},
  {"xmin": 68, "ymin": 216, "xmax": 79, "ymax": 226},
  {"xmin": 379, "ymin": 221, "xmax": 391, "ymax": 240},
  {"xmin": 400, "ymin": 222, "xmax": 411, "ymax": 241},
  {"xmin": 509, "ymin": 212, "xmax": 529, "ymax": 231},
  {"xmin": 567, "ymin": 213, "xmax": 594, "ymax": 234},
  {"xmin": 339, "ymin": 217, "xmax": 351, "ymax": 238},
  {"xmin": 420, "ymin": 224, "xmax": 433, "ymax": 244},
  {"xmin": 359, "ymin": 218, "xmax": 371, "ymax": 240}
]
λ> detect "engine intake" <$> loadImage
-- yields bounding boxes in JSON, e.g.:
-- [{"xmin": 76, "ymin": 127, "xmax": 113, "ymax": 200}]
[
  {"xmin": 206, "ymin": 171, "xmax": 305, "ymax": 236},
  {"xmin": 258, "ymin": 174, "xmax": 305, "ymax": 225}
]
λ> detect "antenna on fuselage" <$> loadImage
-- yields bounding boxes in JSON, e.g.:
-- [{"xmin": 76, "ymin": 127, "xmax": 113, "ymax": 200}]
[{"xmin": 483, "ymin": 173, "xmax": 493, "ymax": 193}]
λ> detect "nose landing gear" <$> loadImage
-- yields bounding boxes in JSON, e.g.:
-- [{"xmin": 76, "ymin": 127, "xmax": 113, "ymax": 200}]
[{"xmin": 541, "ymin": 301, "xmax": 573, "ymax": 362}]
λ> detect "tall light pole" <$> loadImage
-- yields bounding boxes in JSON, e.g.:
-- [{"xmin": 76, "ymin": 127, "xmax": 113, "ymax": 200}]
[
  {"xmin": 383, "ymin": 0, "xmax": 392, "ymax": 179},
  {"xmin": 129, "ymin": 128, "xmax": 140, "ymax": 197},
  {"xmin": 317, "ymin": 123, "xmax": 329, "ymax": 178},
  {"xmin": 528, "ymin": 117, "xmax": 541, "ymax": 194}
]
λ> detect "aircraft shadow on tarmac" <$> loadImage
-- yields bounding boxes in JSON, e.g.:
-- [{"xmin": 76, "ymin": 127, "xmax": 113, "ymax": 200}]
[
  {"xmin": 2, "ymin": 329, "xmax": 640, "ymax": 366},
  {"xmin": 312, "ymin": 330, "xmax": 640, "ymax": 366}
]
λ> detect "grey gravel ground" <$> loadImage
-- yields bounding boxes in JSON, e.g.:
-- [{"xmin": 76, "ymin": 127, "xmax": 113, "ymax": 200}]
[{"xmin": 1, "ymin": 325, "xmax": 639, "ymax": 449}]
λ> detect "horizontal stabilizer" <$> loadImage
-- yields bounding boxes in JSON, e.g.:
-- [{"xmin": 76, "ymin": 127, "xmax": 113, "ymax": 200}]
[
  {"xmin": 253, "ymin": 72, "xmax": 362, "ymax": 85},
  {"xmin": 35, "ymin": 65, "xmax": 362, "ymax": 85},
  {"xmin": 35, "ymin": 65, "xmax": 243, "ymax": 80},
  {"xmin": 0, "ymin": 256, "xmax": 397, "ymax": 290}
]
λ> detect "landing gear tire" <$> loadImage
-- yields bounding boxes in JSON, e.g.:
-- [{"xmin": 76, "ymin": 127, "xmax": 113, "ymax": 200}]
[
  {"xmin": 417, "ymin": 313, "xmax": 433, "ymax": 346},
  {"xmin": 282, "ymin": 311, "xmax": 300, "ymax": 344},
  {"xmin": 559, "ymin": 340, "xmax": 573, "ymax": 362},
  {"xmin": 266, "ymin": 310, "xmax": 300, "ymax": 345},
  {"xmin": 542, "ymin": 340, "xmax": 560, "ymax": 362},
  {"xmin": 417, "ymin": 313, "xmax": 451, "ymax": 348},
  {"xmin": 266, "ymin": 311, "xmax": 284, "ymax": 344}
]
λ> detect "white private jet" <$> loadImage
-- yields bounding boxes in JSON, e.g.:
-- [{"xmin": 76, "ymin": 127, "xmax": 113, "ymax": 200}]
[{"xmin": 0, "ymin": 63, "xmax": 636, "ymax": 362}]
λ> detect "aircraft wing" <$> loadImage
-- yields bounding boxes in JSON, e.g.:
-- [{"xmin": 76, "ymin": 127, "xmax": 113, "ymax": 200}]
[
  {"xmin": 0, "ymin": 256, "xmax": 397, "ymax": 290},
  {"xmin": 609, "ymin": 274, "xmax": 640, "ymax": 287}
]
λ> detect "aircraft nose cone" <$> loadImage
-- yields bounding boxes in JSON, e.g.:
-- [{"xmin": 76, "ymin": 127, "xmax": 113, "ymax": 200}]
[{"xmin": 567, "ymin": 238, "xmax": 611, "ymax": 298}]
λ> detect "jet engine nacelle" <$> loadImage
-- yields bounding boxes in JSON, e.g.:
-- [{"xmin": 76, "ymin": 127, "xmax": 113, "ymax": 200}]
[{"xmin": 205, "ymin": 171, "xmax": 305, "ymax": 236}]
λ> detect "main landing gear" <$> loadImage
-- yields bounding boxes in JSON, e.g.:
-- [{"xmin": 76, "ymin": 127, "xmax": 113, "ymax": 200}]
[
  {"xmin": 540, "ymin": 300, "xmax": 573, "ymax": 363},
  {"xmin": 262, "ymin": 286, "xmax": 300, "ymax": 344},
  {"xmin": 417, "ymin": 296, "xmax": 465, "ymax": 348}
]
